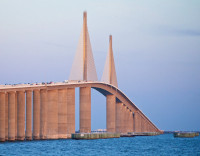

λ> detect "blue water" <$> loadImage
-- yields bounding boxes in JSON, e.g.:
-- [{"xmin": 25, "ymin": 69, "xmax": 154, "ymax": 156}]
[{"xmin": 0, "ymin": 134, "xmax": 199, "ymax": 155}]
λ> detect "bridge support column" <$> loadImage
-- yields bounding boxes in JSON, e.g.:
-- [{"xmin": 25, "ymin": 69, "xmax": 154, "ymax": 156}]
[
  {"xmin": 47, "ymin": 90, "xmax": 58, "ymax": 139},
  {"xmin": 122, "ymin": 105, "xmax": 127, "ymax": 133},
  {"xmin": 15, "ymin": 94, "xmax": 17, "ymax": 139},
  {"xmin": 26, "ymin": 90, "xmax": 32, "ymax": 140},
  {"xmin": 67, "ymin": 88, "xmax": 75, "ymax": 135},
  {"xmin": 5, "ymin": 93, "xmax": 8, "ymax": 140},
  {"xmin": 106, "ymin": 94, "xmax": 116, "ymax": 132},
  {"xmin": 40, "ymin": 89, "xmax": 47, "ymax": 139},
  {"xmin": 134, "ymin": 111, "xmax": 141, "ymax": 132},
  {"xmin": 33, "ymin": 89, "xmax": 40, "ymax": 140},
  {"xmin": 125, "ymin": 108, "xmax": 129, "ymax": 133},
  {"xmin": 8, "ymin": 91, "xmax": 15, "ymax": 141},
  {"xmin": 116, "ymin": 102, "xmax": 123, "ymax": 133},
  {"xmin": 0, "ymin": 92, "xmax": 5, "ymax": 142},
  {"xmin": 129, "ymin": 111, "xmax": 134, "ymax": 132},
  {"xmin": 58, "ymin": 89, "xmax": 68, "ymax": 138},
  {"xmin": 144, "ymin": 121, "xmax": 147, "ymax": 132},
  {"xmin": 17, "ymin": 91, "xmax": 25, "ymax": 141},
  {"xmin": 80, "ymin": 87, "xmax": 91, "ymax": 133}
]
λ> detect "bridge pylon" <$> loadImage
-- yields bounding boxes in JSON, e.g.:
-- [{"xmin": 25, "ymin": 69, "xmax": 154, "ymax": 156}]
[
  {"xmin": 101, "ymin": 35, "xmax": 118, "ymax": 87},
  {"xmin": 69, "ymin": 12, "xmax": 98, "ymax": 81}
]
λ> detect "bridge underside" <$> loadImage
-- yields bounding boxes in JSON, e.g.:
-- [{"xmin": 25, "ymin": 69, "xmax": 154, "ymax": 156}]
[{"xmin": 0, "ymin": 82, "xmax": 161, "ymax": 142}]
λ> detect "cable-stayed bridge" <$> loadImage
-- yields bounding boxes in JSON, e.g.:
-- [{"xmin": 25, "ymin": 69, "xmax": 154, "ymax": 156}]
[{"xmin": 0, "ymin": 12, "xmax": 161, "ymax": 142}]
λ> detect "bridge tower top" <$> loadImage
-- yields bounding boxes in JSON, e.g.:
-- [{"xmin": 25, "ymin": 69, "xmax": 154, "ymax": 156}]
[
  {"xmin": 69, "ymin": 12, "xmax": 98, "ymax": 81},
  {"xmin": 101, "ymin": 35, "xmax": 118, "ymax": 87}
]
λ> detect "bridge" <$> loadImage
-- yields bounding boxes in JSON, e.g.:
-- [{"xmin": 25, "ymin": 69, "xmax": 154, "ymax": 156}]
[{"xmin": 0, "ymin": 12, "xmax": 161, "ymax": 142}]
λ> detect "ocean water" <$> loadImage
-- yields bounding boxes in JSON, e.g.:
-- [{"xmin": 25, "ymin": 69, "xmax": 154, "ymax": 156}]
[{"xmin": 0, "ymin": 134, "xmax": 199, "ymax": 155}]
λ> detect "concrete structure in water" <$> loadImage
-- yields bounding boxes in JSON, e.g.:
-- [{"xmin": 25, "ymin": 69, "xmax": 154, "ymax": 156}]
[{"xmin": 0, "ymin": 12, "xmax": 162, "ymax": 142}]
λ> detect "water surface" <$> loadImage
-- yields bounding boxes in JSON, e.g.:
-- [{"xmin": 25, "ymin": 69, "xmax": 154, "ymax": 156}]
[{"xmin": 0, "ymin": 134, "xmax": 199, "ymax": 155}]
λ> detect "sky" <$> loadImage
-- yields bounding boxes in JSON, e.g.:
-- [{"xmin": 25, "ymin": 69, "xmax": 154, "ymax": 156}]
[{"xmin": 0, "ymin": 0, "xmax": 200, "ymax": 131}]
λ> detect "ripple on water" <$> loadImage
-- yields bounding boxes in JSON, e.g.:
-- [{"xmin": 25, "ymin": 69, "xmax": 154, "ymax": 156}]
[{"xmin": 0, "ymin": 134, "xmax": 200, "ymax": 155}]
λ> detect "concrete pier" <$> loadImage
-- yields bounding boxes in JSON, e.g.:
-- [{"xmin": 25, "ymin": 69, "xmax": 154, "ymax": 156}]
[
  {"xmin": 26, "ymin": 90, "xmax": 32, "ymax": 140},
  {"xmin": 129, "ymin": 111, "xmax": 134, "ymax": 132},
  {"xmin": 40, "ymin": 89, "xmax": 47, "ymax": 139},
  {"xmin": 8, "ymin": 91, "xmax": 15, "ymax": 141},
  {"xmin": 47, "ymin": 90, "xmax": 58, "ymax": 139},
  {"xmin": 106, "ymin": 94, "xmax": 116, "ymax": 132},
  {"xmin": 121, "ymin": 105, "xmax": 126, "ymax": 133},
  {"xmin": 33, "ymin": 89, "xmax": 40, "ymax": 140},
  {"xmin": 58, "ymin": 89, "xmax": 68, "ymax": 139},
  {"xmin": 125, "ymin": 108, "xmax": 129, "ymax": 133},
  {"xmin": 67, "ymin": 88, "xmax": 75, "ymax": 135},
  {"xmin": 17, "ymin": 91, "xmax": 25, "ymax": 140},
  {"xmin": 5, "ymin": 93, "xmax": 8, "ymax": 140},
  {"xmin": 116, "ymin": 102, "xmax": 123, "ymax": 133},
  {"xmin": 80, "ymin": 87, "xmax": 91, "ymax": 133},
  {"xmin": 134, "ymin": 111, "xmax": 141, "ymax": 132},
  {"xmin": 15, "ymin": 93, "xmax": 17, "ymax": 139},
  {"xmin": 0, "ymin": 92, "xmax": 5, "ymax": 142}
]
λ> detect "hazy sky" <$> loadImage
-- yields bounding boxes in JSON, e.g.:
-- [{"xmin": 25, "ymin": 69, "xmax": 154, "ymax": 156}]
[{"xmin": 0, "ymin": 0, "xmax": 200, "ymax": 131}]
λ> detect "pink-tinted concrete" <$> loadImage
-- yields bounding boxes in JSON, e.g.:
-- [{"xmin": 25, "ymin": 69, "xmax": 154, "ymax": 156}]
[
  {"xmin": 106, "ymin": 94, "xmax": 116, "ymax": 132},
  {"xmin": 40, "ymin": 89, "xmax": 47, "ymax": 139},
  {"xmin": 116, "ymin": 102, "xmax": 123, "ymax": 133},
  {"xmin": 80, "ymin": 87, "xmax": 91, "ymax": 133},
  {"xmin": 125, "ymin": 108, "xmax": 129, "ymax": 133},
  {"xmin": 33, "ymin": 89, "xmax": 40, "ymax": 140},
  {"xmin": 8, "ymin": 91, "xmax": 15, "ymax": 141},
  {"xmin": 15, "ymin": 93, "xmax": 17, "ymax": 139},
  {"xmin": 67, "ymin": 88, "xmax": 75, "ymax": 135},
  {"xmin": 83, "ymin": 11, "xmax": 87, "ymax": 81},
  {"xmin": 47, "ymin": 90, "xmax": 58, "ymax": 139},
  {"xmin": 58, "ymin": 89, "xmax": 68, "ymax": 138},
  {"xmin": 129, "ymin": 111, "xmax": 134, "ymax": 132},
  {"xmin": 0, "ymin": 92, "xmax": 5, "ymax": 142},
  {"xmin": 26, "ymin": 90, "xmax": 32, "ymax": 140},
  {"xmin": 5, "ymin": 93, "xmax": 8, "ymax": 140},
  {"xmin": 17, "ymin": 91, "xmax": 25, "ymax": 141}
]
